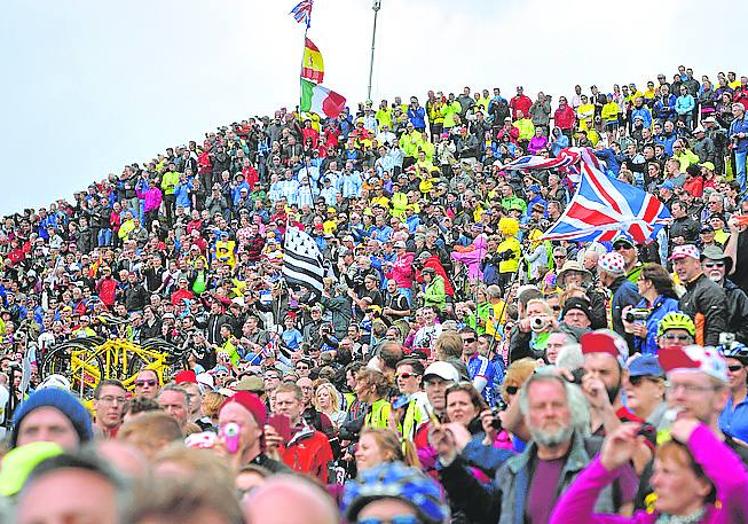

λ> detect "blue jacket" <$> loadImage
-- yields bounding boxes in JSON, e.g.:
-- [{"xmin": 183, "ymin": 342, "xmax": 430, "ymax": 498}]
[
  {"xmin": 675, "ymin": 94, "xmax": 695, "ymax": 115},
  {"xmin": 551, "ymin": 129, "xmax": 569, "ymax": 156},
  {"xmin": 407, "ymin": 106, "xmax": 426, "ymax": 129},
  {"xmin": 655, "ymin": 132, "xmax": 678, "ymax": 156},
  {"xmin": 610, "ymin": 277, "xmax": 641, "ymax": 339},
  {"xmin": 720, "ymin": 396, "xmax": 748, "ymax": 442},
  {"xmin": 730, "ymin": 115, "xmax": 748, "ymax": 153},
  {"xmin": 174, "ymin": 181, "xmax": 193, "ymax": 208},
  {"xmin": 653, "ymin": 94, "xmax": 676, "ymax": 120},
  {"xmin": 594, "ymin": 148, "xmax": 621, "ymax": 175},
  {"xmin": 630, "ymin": 107, "xmax": 652, "ymax": 129},
  {"xmin": 632, "ymin": 295, "xmax": 681, "ymax": 355}
]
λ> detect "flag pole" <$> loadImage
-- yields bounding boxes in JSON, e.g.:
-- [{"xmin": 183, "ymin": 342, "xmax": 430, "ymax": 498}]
[{"xmin": 366, "ymin": 0, "xmax": 381, "ymax": 102}]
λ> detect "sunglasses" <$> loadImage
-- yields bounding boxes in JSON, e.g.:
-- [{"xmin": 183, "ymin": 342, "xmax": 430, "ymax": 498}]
[
  {"xmin": 628, "ymin": 375, "xmax": 660, "ymax": 387},
  {"xmin": 396, "ymin": 372, "xmax": 419, "ymax": 380},
  {"xmin": 359, "ymin": 516, "xmax": 419, "ymax": 524},
  {"xmin": 613, "ymin": 244, "xmax": 632, "ymax": 251},
  {"xmin": 728, "ymin": 364, "xmax": 745, "ymax": 372},
  {"xmin": 461, "ymin": 338, "xmax": 476, "ymax": 344},
  {"xmin": 703, "ymin": 262, "xmax": 725, "ymax": 268},
  {"xmin": 134, "ymin": 380, "xmax": 157, "ymax": 387},
  {"xmin": 296, "ymin": 365, "xmax": 309, "ymax": 370},
  {"xmin": 505, "ymin": 386, "xmax": 519, "ymax": 395},
  {"xmin": 662, "ymin": 334, "xmax": 692, "ymax": 342}
]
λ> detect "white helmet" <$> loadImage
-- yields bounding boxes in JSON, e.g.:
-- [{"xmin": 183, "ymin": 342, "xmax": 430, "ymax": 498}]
[{"xmin": 37, "ymin": 374, "xmax": 72, "ymax": 391}]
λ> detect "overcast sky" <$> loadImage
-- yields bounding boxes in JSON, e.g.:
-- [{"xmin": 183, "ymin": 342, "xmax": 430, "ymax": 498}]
[{"xmin": 1, "ymin": 0, "xmax": 745, "ymax": 215}]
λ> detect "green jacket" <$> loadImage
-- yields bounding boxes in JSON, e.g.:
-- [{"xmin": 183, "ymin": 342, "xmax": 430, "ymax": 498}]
[
  {"xmin": 161, "ymin": 171, "xmax": 180, "ymax": 196},
  {"xmin": 441, "ymin": 101, "xmax": 462, "ymax": 128},
  {"xmin": 423, "ymin": 276, "xmax": 446, "ymax": 311}
]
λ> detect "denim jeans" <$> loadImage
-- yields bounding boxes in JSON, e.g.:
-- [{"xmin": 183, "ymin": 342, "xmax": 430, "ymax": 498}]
[
  {"xmin": 97, "ymin": 228, "xmax": 112, "ymax": 246},
  {"xmin": 736, "ymin": 149, "xmax": 747, "ymax": 193}
]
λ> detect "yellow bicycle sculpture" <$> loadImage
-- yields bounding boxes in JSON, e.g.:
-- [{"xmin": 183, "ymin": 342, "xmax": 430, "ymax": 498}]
[{"xmin": 40, "ymin": 336, "xmax": 186, "ymax": 399}]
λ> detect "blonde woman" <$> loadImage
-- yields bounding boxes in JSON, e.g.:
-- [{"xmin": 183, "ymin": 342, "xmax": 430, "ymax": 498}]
[{"xmin": 314, "ymin": 383, "xmax": 347, "ymax": 429}]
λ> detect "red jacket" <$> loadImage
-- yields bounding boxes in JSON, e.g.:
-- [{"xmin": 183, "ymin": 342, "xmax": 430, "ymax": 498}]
[
  {"xmin": 171, "ymin": 288, "xmax": 195, "ymax": 306},
  {"xmin": 509, "ymin": 94, "xmax": 532, "ymax": 119},
  {"xmin": 96, "ymin": 276, "xmax": 118, "ymax": 306},
  {"xmin": 280, "ymin": 424, "xmax": 333, "ymax": 483},
  {"xmin": 554, "ymin": 105, "xmax": 576, "ymax": 130}
]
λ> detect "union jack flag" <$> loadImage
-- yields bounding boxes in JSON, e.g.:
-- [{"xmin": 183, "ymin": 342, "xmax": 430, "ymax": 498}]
[
  {"xmin": 503, "ymin": 148, "xmax": 670, "ymax": 244},
  {"xmin": 290, "ymin": 0, "xmax": 314, "ymax": 28}
]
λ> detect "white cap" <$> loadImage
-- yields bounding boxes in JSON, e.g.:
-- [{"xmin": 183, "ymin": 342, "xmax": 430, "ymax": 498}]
[{"xmin": 423, "ymin": 361, "xmax": 460, "ymax": 382}]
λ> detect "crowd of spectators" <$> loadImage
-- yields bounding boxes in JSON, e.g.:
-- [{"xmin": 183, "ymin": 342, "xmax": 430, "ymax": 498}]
[{"xmin": 1, "ymin": 65, "xmax": 748, "ymax": 523}]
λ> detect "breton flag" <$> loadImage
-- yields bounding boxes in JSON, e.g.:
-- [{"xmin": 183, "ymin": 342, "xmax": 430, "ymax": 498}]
[
  {"xmin": 301, "ymin": 38, "xmax": 324, "ymax": 84},
  {"xmin": 282, "ymin": 226, "xmax": 325, "ymax": 296},
  {"xmin": 290, "ymin": 0, "xmax": 314, "ymax": 28},
  {"xmin": 504, "ymin": 148, "xmax": 670, "ymax": 243}
]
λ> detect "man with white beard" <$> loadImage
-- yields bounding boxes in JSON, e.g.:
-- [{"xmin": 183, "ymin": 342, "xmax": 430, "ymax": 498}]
[
  {"xmin": 701, "ymin": 245, "xmax": 748, "ymax": 344},
  {"xmin": 430, "ymin": 371, "xmax": 636, "ymax": 523}
]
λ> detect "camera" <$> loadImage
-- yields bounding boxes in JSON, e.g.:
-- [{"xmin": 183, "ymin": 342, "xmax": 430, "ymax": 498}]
[
  {"xmin": 529, "ymin": 316, "xmax": 548, "ymax": 332},
  {"xmin": 569, "ymin": 367, "xmax": 586, "ymax": 385},
  {"xmin": 624, "ymin": 308, "xmax": 650, "ymax": 323},
  {"xmin": 490, "ymin": 406, "xmax": 503, "ymax": 430}
]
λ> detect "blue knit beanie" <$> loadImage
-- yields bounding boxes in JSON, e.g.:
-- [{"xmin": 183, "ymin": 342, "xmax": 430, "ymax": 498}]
[{"xmin": 10, "ymin": 388, "xmax": 93, "ymax": 448}]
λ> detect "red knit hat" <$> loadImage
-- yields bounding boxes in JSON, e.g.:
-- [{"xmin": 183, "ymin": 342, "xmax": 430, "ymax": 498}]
[
  {"xmin": 220, "ymin": 391, "xmax": 267, "ymax": 427},
  {"xmin": 173, "ymin": 370, "xmax": 197, "ymax": 385},
  {"xmin": 581, "ymin": 331, "xmax": 628, "ymax": 362}
]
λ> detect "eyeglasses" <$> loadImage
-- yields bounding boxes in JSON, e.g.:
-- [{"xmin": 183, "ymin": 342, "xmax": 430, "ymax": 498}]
[
  {"xmin": 396, "ymin": 372, "xmax": 419, "ymax": 380},
  {"xmin": 505, "ymin": 386, "xmax": 519, "ymax": 395},
  {"xmin": 358, "ymin": 515, "xmax": 420, "ymax": 524},
  {"xmin": 98, "ymin": 396, "xmax": 127, "ymax": 405},
  {"xmin": 134, "ymin": 380, "xmax": 157, "ymax": 387},
  {"xmin": 728, "ymin": 364, "xmax": 745, "ymax": 372},
  {"xmin": 703, "ymin": 262, "xmax": 725, "ymax": 268},
  {"xmin": 661, "ymin": 334, "xmax": 693, "ymax": 342},
  {"xmin": 551, "ymin": 305, "xmax": 562, "ymax": 311},
  {"xmin": 666, "ymin": 382, "xmax": 718, "ymax": 394},
  {"xmin": 628, "ymin": 375, "xmax": 660, "ymax": 387}
]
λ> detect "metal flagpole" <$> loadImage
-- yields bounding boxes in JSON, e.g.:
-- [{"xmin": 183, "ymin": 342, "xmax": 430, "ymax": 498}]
[{"xmin": 367, "ymin": 0, "xmax": 381, "ymax": 102}]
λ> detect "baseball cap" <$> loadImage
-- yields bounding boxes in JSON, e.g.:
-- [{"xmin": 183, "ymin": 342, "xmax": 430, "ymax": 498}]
[
  {"xmin": 668, "ymin": 244, "xmax": 700, "ymax": 261},
  {"xmin": 658, "ymin": 345, "xmax": 728, "ymax": 383},
  {"xmin": 423, "ymin": 362, "xmax": 459, "ymax": 383},
  {"xmin": 627, "ymin": 354, "xmax": 664, "ymax": 378},
  {"xmin": 612, "ymin": 232, "xmax": 635, "ymax": 249}
]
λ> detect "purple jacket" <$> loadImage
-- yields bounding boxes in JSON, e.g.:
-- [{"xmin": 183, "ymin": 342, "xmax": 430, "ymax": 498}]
[
  {"xmin": 137, "ymin": 186, "xmax": 163, "ymax": 213},
  {"xmin": 550, "ymin": 424, "xmax": 748, "ymax": 524}
]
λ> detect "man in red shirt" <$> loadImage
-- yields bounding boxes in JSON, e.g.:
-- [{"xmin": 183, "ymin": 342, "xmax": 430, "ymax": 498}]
[
  {"xmin": 509, "ymin": 86, "xmax": 532, "ymax": 120},
  {"xmin": 170, "ymin": 276, "xmax": 195, "ymax": 305},
  {"xmin": 580, "ymin": 331, "xmax": 653, "ymax": 471},
  {"xmin": 267, "ymin": 383, "xmax": 333, "ymax": 483}
]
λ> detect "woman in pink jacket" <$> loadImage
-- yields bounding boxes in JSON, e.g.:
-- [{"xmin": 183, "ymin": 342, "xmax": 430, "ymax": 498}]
[{"xmin": 550, "ymin": 419, "xmax": 748, "ymax": 523}]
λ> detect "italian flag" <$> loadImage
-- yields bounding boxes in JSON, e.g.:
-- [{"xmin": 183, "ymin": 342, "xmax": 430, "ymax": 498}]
[{"xmin": 300, "ymin": 78, "xmax": 346, "ymax": 118}]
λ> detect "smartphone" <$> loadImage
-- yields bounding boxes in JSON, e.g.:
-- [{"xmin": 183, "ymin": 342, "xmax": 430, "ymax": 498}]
[{"xmin": 267, "ymin": 414, "xmax": 292, "ymax": 445}]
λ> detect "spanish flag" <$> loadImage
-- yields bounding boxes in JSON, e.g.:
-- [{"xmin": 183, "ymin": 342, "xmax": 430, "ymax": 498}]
[{"xmin": 301, "ymin": 38, "xmax": 324, "ymax": 84}]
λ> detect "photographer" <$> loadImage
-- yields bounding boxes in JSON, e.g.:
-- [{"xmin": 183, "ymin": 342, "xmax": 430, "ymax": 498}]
[
  {"xmin": 622, "ymin": 263, "xmax": 680, "ymax": 356},
  {"xmin": 508, "ymin": 298, "xmax": 558, "ymax": 362}
]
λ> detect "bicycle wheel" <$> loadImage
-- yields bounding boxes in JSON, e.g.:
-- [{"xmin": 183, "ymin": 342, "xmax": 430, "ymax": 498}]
[{"xmin": 41, "ymin": 346, "xmax": 104, "ymax": 400}]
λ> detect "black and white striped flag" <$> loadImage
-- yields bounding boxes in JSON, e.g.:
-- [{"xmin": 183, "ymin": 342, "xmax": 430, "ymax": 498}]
[{"xmin": 282, "ymin": 226, "xmax": 325, "ymax": 296}]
